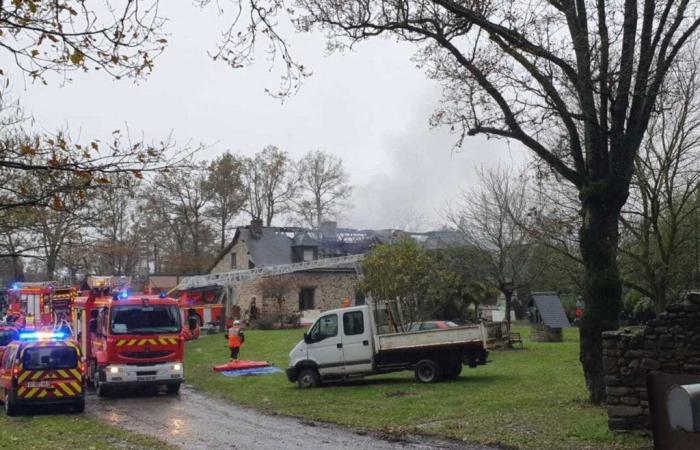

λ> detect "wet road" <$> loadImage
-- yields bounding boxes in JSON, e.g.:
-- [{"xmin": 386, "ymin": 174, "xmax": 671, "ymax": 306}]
[{"xmin": 88, "ymin": 386, "xmax": 496, "ymax": 450}]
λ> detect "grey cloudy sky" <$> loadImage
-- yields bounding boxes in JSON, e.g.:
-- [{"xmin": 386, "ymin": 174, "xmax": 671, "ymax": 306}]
[{"xmin": 10, "ymin": 2, "xmax": 529, "ymax": 230}]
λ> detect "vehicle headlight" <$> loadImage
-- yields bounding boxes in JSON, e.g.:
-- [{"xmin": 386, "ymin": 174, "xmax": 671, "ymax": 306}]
[
  {"xmin": 109, "ymin": 366, "xmax": 122, "ymax": 374},
  {"xmin": 172, "ymin": 363, "xmax": 182, "ymax": 372}
]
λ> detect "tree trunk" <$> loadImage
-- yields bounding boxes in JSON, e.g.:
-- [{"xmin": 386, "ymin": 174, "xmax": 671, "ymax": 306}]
[
  {"xmin": 579, "ymin": 196, "xmax": 623, "ymax": 404},
  {"xmin": 46, "ymin": 254, "xmax": 57, "ymax": 280},
  {"xmin": 504, "ymin": 290, "xmax": 513, "ymax": 333}
]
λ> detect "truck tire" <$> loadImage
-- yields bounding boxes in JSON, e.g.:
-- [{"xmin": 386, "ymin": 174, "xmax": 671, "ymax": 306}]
[
  {"xmin": 166, "ymin": 383, "xmax": 181, "ymax": 395},
  {"xmin": 94, "ymin": 369, "xmax": 111, "ymax": 398},
  {"xmin": 297, "ymin": 368, "xmax": 320, "ymax": 389},
  {"xmin": 443, "ymin": 361, "xmax": 463, "ymax": 380},
  {"xmin": 4, "ymin": 391, "xmax": 19, "ymax": 416},
  {"xmin": 72, "ymin": 398, "xmax": 85, "ymax": 413},
  {"xmin": 415, "ymin": 359, "xmax": 442, "ymax": 383}
]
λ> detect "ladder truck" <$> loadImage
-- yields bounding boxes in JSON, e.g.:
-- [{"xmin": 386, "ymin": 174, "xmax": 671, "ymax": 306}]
[{"xmin": 171, "ymin": 255, "xmax": 366, "ymax": 332}]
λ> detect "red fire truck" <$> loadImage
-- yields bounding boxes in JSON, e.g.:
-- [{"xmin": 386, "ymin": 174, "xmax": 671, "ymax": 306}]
[
  {"xmin": 7, "ymin": 282, "xmax": 76, "ymax": 329},
  {"xmin": 73, "ymin": 278, "xmax": 185, "ymax": 396}
]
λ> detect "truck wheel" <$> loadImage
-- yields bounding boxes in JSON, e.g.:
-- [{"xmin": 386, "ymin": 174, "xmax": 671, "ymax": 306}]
[
  {"xmin": 415, "ymin": 359, "xmax": 442, "ymax": 383},
  {"xmin": 166, "ymin": 383, "xmax": 181, "ymax": 395},
  {"xmin": 297, "ymin": 368, "xmax": 320, "ymax": 389},
  {"xmin": 94, "ymin": 369, "xmax": 111, "ymax": 398},
  {"xmin": 443, "ymin": 361, "xmax": 463, "ymax": 380},
  {"xmin": 72, "ymin": 399, "xmax": 85, "ymax": 413},
  {"xmin": 4, "ymin": 391, "xmax": 19, "ymax": 416}
]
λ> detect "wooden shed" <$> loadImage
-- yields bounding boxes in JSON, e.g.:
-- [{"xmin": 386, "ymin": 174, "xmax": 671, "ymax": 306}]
[{"xmin": 527, "ymin": 292, "xmax": 571, "ymax": 342}]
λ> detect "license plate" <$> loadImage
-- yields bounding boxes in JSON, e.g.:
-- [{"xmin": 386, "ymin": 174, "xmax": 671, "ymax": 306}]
[
  {"xmin": 26, "ymin": 381, "xmax": 51, "ymax": 388},
  {"xmin": 137, "ymin": 376, "xmax": 156, "ymax": 382}
]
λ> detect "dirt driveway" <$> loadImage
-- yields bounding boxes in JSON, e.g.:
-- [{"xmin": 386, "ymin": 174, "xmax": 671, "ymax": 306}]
[{"xmin": 88, "ymin": 386, "xmax": 497, "ymax": 450}]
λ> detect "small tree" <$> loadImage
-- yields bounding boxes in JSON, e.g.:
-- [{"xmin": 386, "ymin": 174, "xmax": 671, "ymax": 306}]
[
  {"xmin": 259, "ymin": 276, "xmax": 291, "ymax": 329},
  {"xmin": 361, "ymin": 238, "xmax": 432, "ymax": 327},
  {"xmin": 206, "ymin": 152, "xmax": 247, "ymax": 249}
]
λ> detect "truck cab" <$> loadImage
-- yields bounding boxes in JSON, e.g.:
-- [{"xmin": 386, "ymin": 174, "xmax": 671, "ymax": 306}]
[
  {"xmin": 0, "ymin": 331, "xmax": 85, "ymax": 416},
  {"xmin": 74, "ymin": 292, "xmax": 185, "ymax": 396}
]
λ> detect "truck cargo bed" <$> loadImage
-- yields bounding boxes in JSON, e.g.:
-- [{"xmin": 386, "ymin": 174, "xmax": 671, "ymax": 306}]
[{"xmin": 375, "ymin": 324, "xmax": 486, "ymax": 352}]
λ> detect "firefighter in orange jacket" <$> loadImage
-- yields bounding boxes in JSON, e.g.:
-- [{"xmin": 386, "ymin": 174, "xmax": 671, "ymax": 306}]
[{"xmin": 226, "ymin": 320, "xmax": 245, "ymax": 360}]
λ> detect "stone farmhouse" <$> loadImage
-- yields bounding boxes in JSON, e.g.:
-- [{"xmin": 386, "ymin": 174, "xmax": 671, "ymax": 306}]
[{"xmin": 207, "ymin": 220, "xmax": 385, "ymax": 325}]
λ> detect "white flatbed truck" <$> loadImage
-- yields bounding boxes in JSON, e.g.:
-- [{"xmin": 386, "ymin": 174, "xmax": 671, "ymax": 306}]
[{"xmin": 286, "ymin": 304, "xmax": 489, "ymax": 388}]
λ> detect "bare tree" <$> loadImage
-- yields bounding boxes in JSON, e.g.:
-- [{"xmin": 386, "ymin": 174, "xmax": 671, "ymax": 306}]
[
  {"xmin": 449, "ymin": 166, "xmax": 534, "ymax": 333},
  {"xmin": 209, "ymin": 0, "xmax": 700, "ymax": 402},
  {"xmin": 295, "ymin": 150, "xmax": 351, "ymax": 227},
  {"xmin": 243, "ymin": 146, "xmax": 298, "ymax": 226},
  {"xmin": 620, "ymin": 61, "xmax": 700, "ymax": 311},
  {"xmin": 148, "ymin": 163, "xmax": 216, "ymax": 272},
  {"xmin": 206, "ymin": 152, "xmax": 246, "ymax": 249},
  {"xmin": 259, "ymin": 276, "xmax": 291, "ymax": 328}
]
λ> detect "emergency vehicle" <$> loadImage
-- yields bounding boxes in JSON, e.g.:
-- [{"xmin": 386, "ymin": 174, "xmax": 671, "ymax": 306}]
[
  {"xmin": 0, "ymin": 331, "xmax": 84, "ymax": 416},
  {"xmin": 7, "ymin": 282, "xmax": 76, "ymax": 329},
  {"xmin": 73, "ymin": 277, "xmax": 185, "ymax": 396},
  {"xmin": 0, "ymin": 327, "xmax": 19, "ymax": 361}
]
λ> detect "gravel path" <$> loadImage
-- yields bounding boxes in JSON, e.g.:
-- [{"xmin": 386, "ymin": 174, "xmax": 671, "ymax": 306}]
[{"xmin": 88, "ymin": 386, "xmax": 498, "ymax": 450}]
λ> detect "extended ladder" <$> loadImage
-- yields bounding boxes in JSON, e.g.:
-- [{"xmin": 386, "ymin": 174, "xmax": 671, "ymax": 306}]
[{"xmin": 173, "ymin": 254, "xmax": 366, "ymax": 292}]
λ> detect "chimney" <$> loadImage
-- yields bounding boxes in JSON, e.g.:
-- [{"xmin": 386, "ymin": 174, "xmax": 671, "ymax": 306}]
[
  {"xmin": 320, "ymin": 221, "xmax": 337, "ymax": 240},
  {"xmin": 250, "ymin": 218, "xmax": 263, "ymax": 239}
]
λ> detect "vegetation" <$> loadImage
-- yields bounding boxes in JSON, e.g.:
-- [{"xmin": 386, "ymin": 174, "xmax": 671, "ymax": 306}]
[
  {"xmin": 0, "ymin": 414, "xmax": 172, "ymax": 450},
  {"xmin": 185, "ymin": 328, "xmax": 650, "ymax": 450},
  {"xmin": 211, "ymin": 0, "xmax": 700, "ymax": 404}
]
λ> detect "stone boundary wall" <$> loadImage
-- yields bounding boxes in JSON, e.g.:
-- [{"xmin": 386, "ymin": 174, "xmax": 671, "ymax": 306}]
[
  {"xmin": 530, "ymin": 324, "xmax": 563, "ymax": 342},
  {"xmin": 602, "ymin": 298, "xmax": 700, "ymax": 435}
]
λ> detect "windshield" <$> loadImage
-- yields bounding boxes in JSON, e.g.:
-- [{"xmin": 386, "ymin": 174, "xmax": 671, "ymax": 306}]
[
  {"xmin": 23, "ymin": 346, "xmax": 78, "ymax": 370},
  {"xmin": 110, "ymin": 305, "xmax": 181, "ymax": 335}
]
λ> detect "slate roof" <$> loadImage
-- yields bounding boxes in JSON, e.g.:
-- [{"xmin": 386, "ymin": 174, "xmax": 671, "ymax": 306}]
[
  {"xmin": 240, "ymin": 228, "xmax": 293, "ymax": 267},
  {"xmin": 530, "ymin": 292, "xmax": 571, "ymax": 329}
]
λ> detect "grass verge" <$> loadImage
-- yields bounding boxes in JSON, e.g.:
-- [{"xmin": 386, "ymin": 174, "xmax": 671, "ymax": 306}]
[
  {"xmin": 0, "ymin": 412, "xmax": 173, "ymax": 450},
  {"xmin": 185, "ymin": 326, "xmax": 651, "ymax": 450}
]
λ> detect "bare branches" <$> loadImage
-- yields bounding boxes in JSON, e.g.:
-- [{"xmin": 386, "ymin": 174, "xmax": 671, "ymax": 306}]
[{"xmin": 0, "ymin": 0, "xmax": 167, "ymax": 83}]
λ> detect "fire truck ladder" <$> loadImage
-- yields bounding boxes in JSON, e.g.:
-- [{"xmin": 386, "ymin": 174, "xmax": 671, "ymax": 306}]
[{"xmin": 174, "ymin": 254, "xmax": 366, "ymax": 292}]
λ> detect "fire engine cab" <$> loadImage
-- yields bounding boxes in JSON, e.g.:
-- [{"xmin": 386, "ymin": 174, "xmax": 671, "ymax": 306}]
[
  {"xmin": 0, "ymin": 330, "xmax": 84, "ymax": 416},
  {"xmin": 73, "ymin": 277, "xmax": 185, "ymax": 396}
]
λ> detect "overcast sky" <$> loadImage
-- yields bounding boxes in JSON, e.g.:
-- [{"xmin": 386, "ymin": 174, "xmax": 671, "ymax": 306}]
[{"xmin": 10, "ymin": 2, "xmax": 529, "ymax": 231}]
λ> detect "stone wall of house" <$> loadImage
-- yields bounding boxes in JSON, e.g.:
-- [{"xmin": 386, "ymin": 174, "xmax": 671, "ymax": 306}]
[
  {"xmin": 211, "ymin": 240, "xmax": 249, "ymax": 273},
  {"xmin": 603, "ymin": 296, "xmax": 700, "ymax": 435},
  {"xmin": 233, "ymin": 271, "xmax": 358, "ymax": 322}
]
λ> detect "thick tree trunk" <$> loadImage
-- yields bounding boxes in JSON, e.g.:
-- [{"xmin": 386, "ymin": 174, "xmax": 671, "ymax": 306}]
[{"xmin": 579, "ymin": 196, "xmax": 623, "ymax": 404}]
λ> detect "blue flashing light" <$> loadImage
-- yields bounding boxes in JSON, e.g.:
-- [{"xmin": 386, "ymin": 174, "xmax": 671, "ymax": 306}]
[
  {"xmin": 159, "ymin": 291, "xmax": 167, "ymax": 299},
  {"xmin": 10, "ymin": 283, "xmax": 20, "ymax": 290},
  {"xmin": 118, "ymin": 290, "xmax": 129, "ymax": 300},
  {"xmin": 19, "ymin": 331, "xmax": 65, "ymax": 341}
]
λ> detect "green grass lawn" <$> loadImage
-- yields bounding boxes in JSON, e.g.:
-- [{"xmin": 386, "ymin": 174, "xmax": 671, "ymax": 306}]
[
  {"xmin": 0, "ymin": 414, "xmax": 172, "ymax": 450},
  {"xmin": 185, "ymin": 326, "xmax": 652, "ymax": 450}
]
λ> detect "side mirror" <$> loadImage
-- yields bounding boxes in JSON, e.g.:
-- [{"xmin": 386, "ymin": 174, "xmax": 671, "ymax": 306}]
[
  {"xmin": 88, "ymin": 318, "xmax": 97, "ymax": 333},
  {"xmin": 303, "ymin": 333, "xmax": 310, "ymax": 344}
]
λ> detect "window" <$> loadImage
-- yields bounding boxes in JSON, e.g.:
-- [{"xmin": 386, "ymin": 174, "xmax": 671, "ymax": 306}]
[
  {"xmin": 2, "ymin": 347, "xmax": 16, "ymax": 370},
  {"xmin": 0, "ymin": 329, "xmax": 18, "ymax": 346},
  {"xmin": 303, "ymin": 248, "xmax": 315, "ymax": 261},
  {"xmin": 343, "ymin": 311, "xmax": 364, "ymax": 336},
  {"xmin": 309, "ymin": 314, "xmax": 337, "ymax": 341},
  {"xmin": 299, "ymin": 288, "xmax": 315, "ymax": 311},
  {"xmin": 111, "ymin": 305, "xmax": 181, "ymax": 334},
  {"xmin": 23, "ymin": 347, "xmax": 78, "ymax": 370},
  {"xmin": 230, "ymin": 252, "xmax": 237, "ymax": 269}
]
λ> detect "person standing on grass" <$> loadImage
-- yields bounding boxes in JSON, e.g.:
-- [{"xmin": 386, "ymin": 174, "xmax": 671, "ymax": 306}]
[{"xmin": 227, "ymin": 320, "xmax": 245, "ymax": 360}]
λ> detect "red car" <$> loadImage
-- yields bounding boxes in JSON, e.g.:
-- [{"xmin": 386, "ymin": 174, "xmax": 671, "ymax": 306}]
[{"xmin": 408, "ymin": 321, "xmax": 459, "ymax": 332}]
